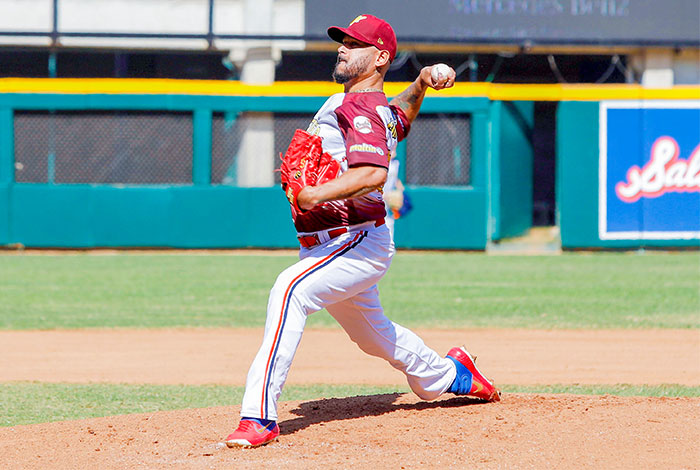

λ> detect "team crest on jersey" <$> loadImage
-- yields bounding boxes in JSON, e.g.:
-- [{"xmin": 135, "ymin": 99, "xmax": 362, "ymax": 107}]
[{"xmin": 353, "ymin": 116, "xmax": 373, "ymax": 134}]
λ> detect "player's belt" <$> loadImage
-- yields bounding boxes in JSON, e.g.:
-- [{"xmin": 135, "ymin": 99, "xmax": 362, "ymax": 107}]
[{"xmin": 298, "ymin": 218, "xmax": 385, "ymax": 249}]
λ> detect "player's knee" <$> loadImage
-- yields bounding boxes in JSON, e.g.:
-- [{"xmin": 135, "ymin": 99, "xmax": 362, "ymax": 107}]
[
  {"xmin": 269, "ymin": 272, "xmax": 308, "ymax": 311},
  {"xmin": 269, "ymin": 275, "xmax": 290, "ymax": 301},
  {"xmin": 411, "ymin": 387, "xmax": 442, "ymax": 401}
]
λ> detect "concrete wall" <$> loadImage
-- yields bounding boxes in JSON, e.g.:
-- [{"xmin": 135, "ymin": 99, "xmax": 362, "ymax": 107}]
[{"xmin": 0, "ymin": 0, "xmax": 305, "ymax": 50}]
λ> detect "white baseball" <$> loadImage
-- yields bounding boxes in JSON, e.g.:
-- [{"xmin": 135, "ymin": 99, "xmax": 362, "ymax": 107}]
[{"xmin": 431, "ymin": 63, "xmax": 450, "ymax": 84}]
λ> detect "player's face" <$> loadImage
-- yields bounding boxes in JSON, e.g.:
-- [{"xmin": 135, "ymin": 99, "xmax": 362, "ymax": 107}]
[{"xmin": 332, "ymin": 35, "xmax": 377, "ymax": 84}]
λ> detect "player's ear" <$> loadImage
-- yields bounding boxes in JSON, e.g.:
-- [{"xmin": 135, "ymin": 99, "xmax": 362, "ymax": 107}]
[{"xmin": 375, "ymin": 49, "xmax": 391, "ymax": 68}]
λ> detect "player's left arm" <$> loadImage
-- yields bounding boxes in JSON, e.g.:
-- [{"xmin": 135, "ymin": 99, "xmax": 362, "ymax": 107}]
[
  {"xmin": 389, "ymin": 64, "xmax": 456, "ymax": 124},
  {"xmin": 296, "ymin": 165, "xmax": 387, "ymax": 211}
]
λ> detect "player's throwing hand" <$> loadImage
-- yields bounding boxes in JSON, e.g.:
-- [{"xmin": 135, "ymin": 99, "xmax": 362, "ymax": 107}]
[{"xmin": 426, "ymin": 63, "xmax": 456, "ymax": 90}]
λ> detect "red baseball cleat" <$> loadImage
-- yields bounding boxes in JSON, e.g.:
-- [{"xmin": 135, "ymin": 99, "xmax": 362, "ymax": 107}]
[
  {"xmin": 225, "ymin": 419, "xmax": 280, "ymax": 448},
  {"xmin": 446, "ymin": 346, "xmax": 501, "ymax": 402}
]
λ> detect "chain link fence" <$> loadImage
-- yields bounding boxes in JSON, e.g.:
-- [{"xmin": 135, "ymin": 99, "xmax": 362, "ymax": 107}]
[
  {"xmin": 405, "ymin": 113, "xmax": 471, "ymax": 186},
  {"xmin": 14, "ymin": 110, "xmax": 471, "ymax": 187},
  {"xmin": 212, "ymin": 112, "xmax": 313, "ymax": 186},
  {"xmin": 14, "ymin": 111, "xmax": 193, "ymax": 184}
]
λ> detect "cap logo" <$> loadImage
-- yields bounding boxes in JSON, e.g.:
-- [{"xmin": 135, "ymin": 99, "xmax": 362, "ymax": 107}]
[
  {"xmin": 349, "ymin": 15, "xmax": 367, "ymax": 26},
  {"xmin": 377, "ymin": 38, "xmax": 384, "ymax": 45}
]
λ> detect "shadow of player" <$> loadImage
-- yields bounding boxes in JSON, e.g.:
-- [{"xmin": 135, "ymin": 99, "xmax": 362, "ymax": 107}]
[{"xmin": 279, "ymin": 392, "xmax": 490, "ymax": 435}]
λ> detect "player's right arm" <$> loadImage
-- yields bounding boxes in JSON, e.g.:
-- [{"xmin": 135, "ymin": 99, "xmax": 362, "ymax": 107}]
[
  {"xmin": 389, "ymin": 65, "xmax": 456, "ymax": 123},
  {"xmin": 296, "ymin": 165, "xmax": 387, "ymax": 211}
]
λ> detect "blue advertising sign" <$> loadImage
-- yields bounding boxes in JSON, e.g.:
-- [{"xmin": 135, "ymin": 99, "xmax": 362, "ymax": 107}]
[{"xmin": 599, "ymin": 101, "xmax": 700, "ymax": 240}]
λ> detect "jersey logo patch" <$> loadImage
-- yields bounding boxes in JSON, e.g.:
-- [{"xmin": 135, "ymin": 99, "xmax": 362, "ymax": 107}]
[
  {"xmin": 349, "ymin": 143, "xmax": 384, "ymax": 156},
  {"xmin": 353, "ymin": 116, "xmax": 373, "ymax": 134},
  {"xmin": 387, "ymin": 120, "xmax": 397, "ymax": 139}
]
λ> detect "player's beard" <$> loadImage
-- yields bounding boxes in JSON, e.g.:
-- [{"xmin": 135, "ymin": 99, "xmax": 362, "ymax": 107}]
[{"xmin": 332, "ymin": 54, "xmax": 372, "ymax": 84}]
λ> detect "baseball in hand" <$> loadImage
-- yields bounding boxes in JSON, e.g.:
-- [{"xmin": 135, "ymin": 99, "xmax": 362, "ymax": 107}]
[{"xmin": 431, "ymin": 63, "xmax": 450, "ymax": 85}]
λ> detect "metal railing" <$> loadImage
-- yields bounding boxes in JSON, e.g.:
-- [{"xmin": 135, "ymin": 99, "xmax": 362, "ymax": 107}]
[{"xmin": 1, "ymin": 0, "xmax": 698, "ymax": 49}]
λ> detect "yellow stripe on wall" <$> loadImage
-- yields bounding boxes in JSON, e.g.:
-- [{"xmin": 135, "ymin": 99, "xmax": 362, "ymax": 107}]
[{"xmin": 0, "ymin": 78, "xmax": 698, "ymax": 101}]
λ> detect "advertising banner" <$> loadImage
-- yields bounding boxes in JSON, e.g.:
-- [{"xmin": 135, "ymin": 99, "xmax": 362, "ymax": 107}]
[{"xmin": 599, "ymin": 101, "xmax": 700, "ymax": 240}]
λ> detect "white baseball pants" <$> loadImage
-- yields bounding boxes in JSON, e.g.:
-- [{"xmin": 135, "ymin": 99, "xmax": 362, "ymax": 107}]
[{"xmin": 239, "ymin": 221, "xmax": 457, "ymax": 421}]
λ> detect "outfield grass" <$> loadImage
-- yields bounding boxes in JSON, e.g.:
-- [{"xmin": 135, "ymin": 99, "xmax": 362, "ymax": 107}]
[
  {"xmin": 2, "ymin": 252, "xmax": 697, "ymax": 427},
  {"xmin": 1, "ymin": 251, "xmax": 698, "ymax": 329},
  {"xmin": 0, "ymin": 383, "xmax": 400, "ymax": 427},
  {"xmin": 2, "ymin": 382, "xmax": 698, "ymax": 427}
]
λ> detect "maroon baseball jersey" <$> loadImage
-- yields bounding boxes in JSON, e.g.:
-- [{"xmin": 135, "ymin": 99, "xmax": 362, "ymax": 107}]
[{"xmin": 292, "ymin": 91, "xmax": 411, "ymax": 233}]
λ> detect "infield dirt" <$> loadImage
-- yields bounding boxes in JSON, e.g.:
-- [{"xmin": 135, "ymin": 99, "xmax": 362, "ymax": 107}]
[{"xmin": 1, "ymin": 328, "xmax": 699, "ymax": 469}]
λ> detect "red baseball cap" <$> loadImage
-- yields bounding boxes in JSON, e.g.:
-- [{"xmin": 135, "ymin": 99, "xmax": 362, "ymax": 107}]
[{"xmin": 328, "ymin": 14, "xmax": 397, "ymax": 62}]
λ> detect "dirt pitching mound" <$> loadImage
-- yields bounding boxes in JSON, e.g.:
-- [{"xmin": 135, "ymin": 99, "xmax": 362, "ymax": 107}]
[
  {"xmin": 2, "ymin": 328, "xmax": 698, "ymax": 386},
  {"xmin": 2, "ymin": 393, "xmax": 698, "ymax": 470}
]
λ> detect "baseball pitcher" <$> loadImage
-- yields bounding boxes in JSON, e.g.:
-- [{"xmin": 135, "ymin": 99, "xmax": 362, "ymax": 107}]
[{"xmin": 226, "ymin": 14, "xmax": 500, "ymax": 448}]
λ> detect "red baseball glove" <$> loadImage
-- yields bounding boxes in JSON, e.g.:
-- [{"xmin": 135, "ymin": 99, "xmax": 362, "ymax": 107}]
[
  {"xmin": 279, "ymin": 129, "xmax": 339, "ymax": 212},
  {"xmin": 316, "ymin": 150, "xmax": 341, "ymax": 186}
]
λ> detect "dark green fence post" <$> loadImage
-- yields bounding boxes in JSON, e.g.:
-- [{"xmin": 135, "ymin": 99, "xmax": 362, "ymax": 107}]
[
  {"xmin": 192, "ymin": 108, "xmax": 213, "ymax": 185},
  {"xmin": 470, "ymin": 107, "xmax": 491, "ymax": 242},
  {"xmin": 0, "ymin": 108, "xmax": 12, "ymax": 185},
  {"xmin": 394, "ymin": 140, "xmax": 407, "ymax": 181},
  {"xmin": 0, "ymin": 107, "xmax": 12, "ymax": 244}
]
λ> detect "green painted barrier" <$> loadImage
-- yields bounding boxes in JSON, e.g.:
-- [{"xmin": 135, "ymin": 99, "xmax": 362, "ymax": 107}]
[
  {"xmin": 0, "ymin": 92, "xmax": 533, "ymax": 250},
  {"xmin": 557, "ymin": 102, "xmax": 601, "ymax": 249},
  {"xmin": 491, "ymin": 101, "xmax": 534, "ymax": 240},
  {"xmin": 8, "ymin": 184, "xmax": 296, "ymax": 248},
  {"xmin": 393, "ymin": 187, "xmax": 488, "ymax": 249},
  {"xmin": 0, "ymin": 184, "xmax": 8, "ymax": 243}
]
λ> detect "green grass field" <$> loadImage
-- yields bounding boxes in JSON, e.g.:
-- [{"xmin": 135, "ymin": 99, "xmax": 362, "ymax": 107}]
[
  {"xmin": 1, "ymin": 251, "xmax": 698, "ymax": 426},
  {"xmin": 3, "ymin": 382, "xmax": 698, "ymax": 427},
  {"xmin": 1, "ymin": 251, "xmax": 698, "ymax": 329}
]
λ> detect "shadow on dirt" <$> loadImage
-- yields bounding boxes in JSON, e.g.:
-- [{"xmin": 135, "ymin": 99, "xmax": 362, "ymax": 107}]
[{"xmin": 280, "ymin": 393, "xmax": 489, "ymax": 435}]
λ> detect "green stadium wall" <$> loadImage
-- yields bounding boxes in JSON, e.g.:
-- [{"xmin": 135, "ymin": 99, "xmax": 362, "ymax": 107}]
[
  {"xmin": 0, "ymin": 91, "xmax": 533, "ymax": 249},
  {"xmin": 491, "ymin": 100, "xmax": 534, "ymax": 241}
]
